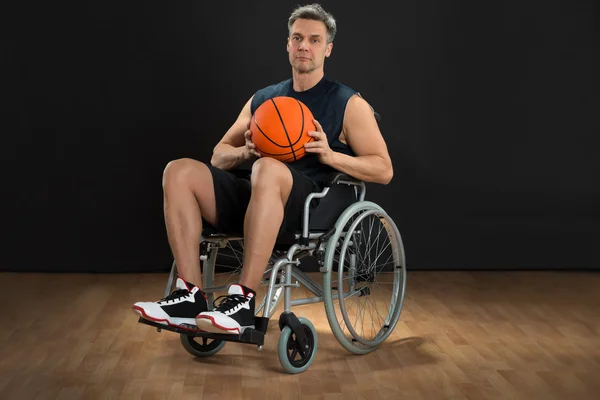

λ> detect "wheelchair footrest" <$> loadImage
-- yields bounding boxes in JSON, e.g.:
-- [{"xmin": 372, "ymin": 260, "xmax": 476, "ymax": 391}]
[{"xmin": 137, "ymin": 316, "xmax": 270, "ymax": 346}]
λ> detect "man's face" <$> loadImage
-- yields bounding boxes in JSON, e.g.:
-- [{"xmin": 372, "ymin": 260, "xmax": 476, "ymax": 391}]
[{"xmin": 287, "ymin": 19, "xmax": 333, "ymax": 74}]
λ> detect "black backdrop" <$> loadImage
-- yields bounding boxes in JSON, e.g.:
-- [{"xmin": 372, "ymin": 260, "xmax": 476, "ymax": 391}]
[{"xmin": 1, "ymin": 0, "xmax": 598, "ymax": 272}]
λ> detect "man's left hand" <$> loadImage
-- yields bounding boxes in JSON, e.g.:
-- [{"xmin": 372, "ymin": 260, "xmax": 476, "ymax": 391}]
[{"xmin": 304, "ymin": 119, "xmax": 334, "ymax": 165}]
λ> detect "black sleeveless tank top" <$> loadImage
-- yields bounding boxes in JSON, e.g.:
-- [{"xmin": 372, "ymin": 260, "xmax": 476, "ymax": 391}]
[{"xmin": 250, "ymin": 75, "xmax": 358, "ymax": 185}]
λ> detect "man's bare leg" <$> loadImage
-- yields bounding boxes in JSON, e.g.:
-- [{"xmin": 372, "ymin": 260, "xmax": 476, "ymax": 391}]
[
  {"xmin": 162, "ymin": 158, "xmax": 218, "ymax": 288},
  {"xmin": 239, "ymin": 158, "xmax": 293, "ymax": 291}
]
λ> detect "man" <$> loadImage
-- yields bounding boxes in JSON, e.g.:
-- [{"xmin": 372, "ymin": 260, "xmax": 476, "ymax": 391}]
[{"xmin": 132, "ymin": 3, "xmax": 393, "ymax": 335}]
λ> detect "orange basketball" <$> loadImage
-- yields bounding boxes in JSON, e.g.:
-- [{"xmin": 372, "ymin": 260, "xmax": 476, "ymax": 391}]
[{"xmin": 249, "ymin": 96, "xmax": 316, "ymax": 162}]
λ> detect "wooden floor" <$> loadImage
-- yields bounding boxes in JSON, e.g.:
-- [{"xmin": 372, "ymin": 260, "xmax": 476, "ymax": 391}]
[{"xmin": 0, "ymin": 271, "xmax": 599, "ymax": 400}]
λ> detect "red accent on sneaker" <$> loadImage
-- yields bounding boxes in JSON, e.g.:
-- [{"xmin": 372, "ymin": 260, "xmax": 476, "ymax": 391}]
[
  {"xmin": 178, "ymin": 277, "xmax": 193, "ymax": 291},
  {"xmin": 231, "ymin": 284, "xmax": 256, "ymax": 298},
  {"xmin": 179, "ymin": 277, "xmax": 208, "ymax": 301},
  {"xmin": 199, "ymin": 289, "xmax": 208, "ymax": 301}
]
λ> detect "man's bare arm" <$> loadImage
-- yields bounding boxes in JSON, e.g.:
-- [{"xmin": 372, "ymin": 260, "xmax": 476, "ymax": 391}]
[
  {"xmin": 211, "ymin": 96, "xmax": 258, "ymax": 170},
  {"xmin": 305, "ymin": 95, "xmax": 393, "ymax": 184}
]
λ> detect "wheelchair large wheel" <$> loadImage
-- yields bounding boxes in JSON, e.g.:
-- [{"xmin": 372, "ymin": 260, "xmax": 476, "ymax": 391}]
[
  {"xmin": 322, "ymin": 201, "xmax": 407, "ymax": 354},
  {"xmin": 277, "ymin": 317, "xmax": 318, "ymax": 374}
]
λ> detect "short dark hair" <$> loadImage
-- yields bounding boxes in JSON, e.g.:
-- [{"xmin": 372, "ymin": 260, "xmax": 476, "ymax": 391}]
[{"xmin": 288, "ymin": 3, "xmax": 337, "ymax": 43}]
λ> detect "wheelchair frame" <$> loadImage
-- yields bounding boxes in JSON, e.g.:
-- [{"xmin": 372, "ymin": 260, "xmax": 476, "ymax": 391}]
[{"xmin": 138, "ymin": 172, "xmax": 407, "ymax": 374}]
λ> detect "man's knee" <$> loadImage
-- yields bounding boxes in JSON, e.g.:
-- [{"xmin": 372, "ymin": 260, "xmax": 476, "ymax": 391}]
[
  {"xmin": 250, "ymin": 158, "xmax": 293, "ymax": 192},
  {"xmin": 162, "ymin": 158, "xmax": 208, "ymax": 189}
]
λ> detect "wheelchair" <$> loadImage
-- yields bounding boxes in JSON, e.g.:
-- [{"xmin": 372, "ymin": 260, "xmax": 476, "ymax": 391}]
[{"xmin": 137, "ymin": 151, "xmax": 407, "ymax": 374}]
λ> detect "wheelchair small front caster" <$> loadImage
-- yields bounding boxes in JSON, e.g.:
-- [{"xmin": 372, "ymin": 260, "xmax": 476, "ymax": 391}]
[{"xmin": 277, "ymin": 317, "xmax": 318, "ymax": 374}]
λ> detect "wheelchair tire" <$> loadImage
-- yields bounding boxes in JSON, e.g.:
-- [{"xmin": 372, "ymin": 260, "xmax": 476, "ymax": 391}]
[
  {"xmin": 322, "ymin": 201, "xmax": 407, "ymax": 354},
  {"xmin": 180, "ymin": 334, "xmax": 226, "ymax": 357},
  {"xmin": 277, "ymin": 317, "xmax": 318, "ymax": 374}
]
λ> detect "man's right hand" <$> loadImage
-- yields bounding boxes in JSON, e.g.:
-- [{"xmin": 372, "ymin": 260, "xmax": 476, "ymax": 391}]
[
  {"xmin": 244, "ymin": 123, "xmax": 261, "ymax": 160},
  {"xmin": 211, "ymin": 99, "xmax": 260, "ymax": 170}
]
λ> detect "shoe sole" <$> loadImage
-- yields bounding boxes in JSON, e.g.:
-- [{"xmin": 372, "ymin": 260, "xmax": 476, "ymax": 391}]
[
  {"xmin": 195, "ymin": 315, "xmax": 255, "ymax": 335},
  {"xmin": 132, "ymin": 306, "xmax": 205, "ymax": 332}
]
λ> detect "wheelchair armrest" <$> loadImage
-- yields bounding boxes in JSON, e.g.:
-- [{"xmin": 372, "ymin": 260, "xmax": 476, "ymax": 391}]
[{"xmin": 327, "ymin": 172, "xmax": 363, "ymax": 186}]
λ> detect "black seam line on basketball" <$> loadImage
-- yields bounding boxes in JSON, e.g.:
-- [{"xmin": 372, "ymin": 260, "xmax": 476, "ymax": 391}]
[
  {"xmin": 253, "ymin": 114, "xmax": 292, "ymax": 149},
  {"xmin": 282, "ymin": 147, "xmax": 308, "ymax": 162},
  {"xmin": 296, "ymin": 99, "xmax": 305, "ymax": 145},
  {"xmin": 253, "ymin": 143, "xmax": 296, "ymax": 157},
  {"xmin": 255, "ymin": 137, "xmax": 311, "ymax": 158},
  {"xmin": 271, "ymin": 98, "xmax": 296, "ymax": 161},
  {"xmin": 276, "ymin": 100, "xmax": 304, "ymax": 147},
  {"xmin": 283, "ymin": 147, "xmax": 306, "ymax": 161},
  {"xmin": 269, "ymin": 99, "xmax": 304, "ymax": 147}
]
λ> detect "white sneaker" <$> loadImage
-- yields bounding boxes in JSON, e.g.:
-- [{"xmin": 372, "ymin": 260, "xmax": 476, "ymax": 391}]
[
  {"xmin": 132, "ymin": 277, "xmax": 208, "ymax": 329},
  {"xmin": 195, "ymin": 284, "xmax": 256, "ymax": 335}
]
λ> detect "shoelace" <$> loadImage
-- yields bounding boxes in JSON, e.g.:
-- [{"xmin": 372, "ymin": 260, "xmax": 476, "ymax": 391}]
[
  {"xmin": 159, "ymin": 289, "xmax": 189, "ymax": 304},
  {"xmin": 213, "ymin": 294, "xmax": 248, "ymax": 312}
]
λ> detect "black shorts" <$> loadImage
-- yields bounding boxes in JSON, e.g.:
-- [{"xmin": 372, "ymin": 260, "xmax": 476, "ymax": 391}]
[{"xmin": 204, "ymin": 164, "xmax": 322, "ymax": 236}]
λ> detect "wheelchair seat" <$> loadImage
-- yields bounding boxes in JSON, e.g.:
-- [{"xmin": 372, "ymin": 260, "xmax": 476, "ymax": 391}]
[{"xmin": 200, "ymin": 171, "xmax": 363, "ymax": 247}]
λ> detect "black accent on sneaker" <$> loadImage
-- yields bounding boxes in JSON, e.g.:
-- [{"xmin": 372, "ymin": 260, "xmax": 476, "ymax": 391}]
[
  {"xmin": 237, "ymin": 284, "xmax": 256, "ymax": 297},
  {"xmin": 160, "ymin": 287, "xmax": 209, "ymax": 317}
]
